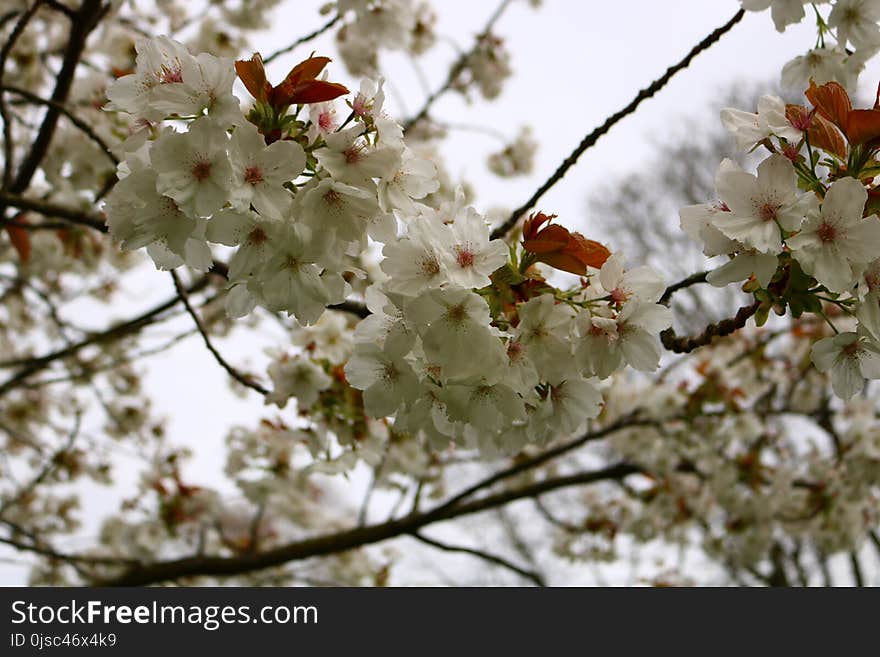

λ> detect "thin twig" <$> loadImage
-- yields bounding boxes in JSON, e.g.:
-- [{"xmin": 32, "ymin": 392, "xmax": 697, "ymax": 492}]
[
  {"xmin": 489, "ymin": 9, "xmax": 746, "ymax": 240},
  {"xmin": 1, "ymin": 84, "xmax": 118, "ymax": 165},
  {"xmin": 409, "ymin": 531, "xmax": 545, "ymax": 586},
  {"xmin": 170, "ymin": 270, "xmax": 269, "ymax": 396},
  {"xmin": 849, "ymin": 551, "xmax": 864, "ymax": 587},
  {"xmin": 262, "ymin": 14, "xmax": 341, "ymax": 65},
  {"xmin": 0, "ymin": 190, "xmax": 107, "ymax": 231},
  {"xmin": 402, "ymin": 0, "xmax": 513, "ymax": 132}
]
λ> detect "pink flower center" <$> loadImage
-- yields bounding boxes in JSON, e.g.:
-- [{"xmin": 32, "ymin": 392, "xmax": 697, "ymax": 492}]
[
  {"xmin": 759, "ymin": 203, "xmax": 779, "ymax": 222},
  {"xmin": 318, "ymin": 112, "xmax": 335, "ymax": 131},
  {"xmin": 323, "ymin": 189, "xmax": 342, "ymax": 207},
  {"xmin": 244, "ymin": 166, "xmax": 263, "ymax": 185},
  {"xmin": 247, "ymin": 227, "xmax": 268, "ymax": 246},
  {"xmin": 782, "ymin": 145, "xmax": 800, "ymax": 161},
  {"xmin": 817, "ymin": 222, "xmax": 837, "ymax": 243},
  {"xmin": 610, "ymin": 287, "xmax": 628, "ymax": 304},
  {"xmin": 159, "ymin": 65, "xmax": 183, "ymax": 84},
  {"xmin": 454, "ymin": 246, "xmax": 476, "ymax": 268},
  {"xmin": 842, "ymin": 341, "xmax": 860, "ymax": 358},
  {"xmin": 344, "ymin": 146, "xmax": 364, "ymax": 165},
  {"xmin": 191, "ymin": 161, "xmax": 212, "ymax": 181},
  {"xmin": 507, "ymin": 341, "xmax": 524, "ymax": 361}
]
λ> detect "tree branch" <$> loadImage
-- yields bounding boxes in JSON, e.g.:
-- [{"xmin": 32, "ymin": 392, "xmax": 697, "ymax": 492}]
[
  {"xmin": 2, "ymin": 84, "xmax": 118, "ymax": 165},
  {"xmin": 7, "ymin": 0, "xmax": 106, "ymax": 197},
  {"xmin": 660, "ymin": 300, "xmax": 760, "ymax": 353},
  {"xmin": 97, "ymin": 462, "xmax": 639, "ymax": 585},
  {"xmin": 409, "ymin": 531, "xmax": 545, "ymax": 586},
  {"xmin": 0, "ymin": 267, "xmax": 221, "ymax": 396},
  {"xmin": 170, "ymin": 270, "xmax": 269, "ymax": 396},
  {"xmin": 489, "ymin": 9, "xmax": 746, "ymax": 240},
  {"xmin": 402, "ymin": 0, "xmax": 513, "ymax": 132},
  {"xmin": 262, "ymin": 13, "xmax": 341, "ymax": 65},
  {"xmin": 0, "ymin": 0, "xmax": 45, "ymax": 189},
  {"xmin": 0, "ymin": 190, "xmax": 107, "ymax": 231}
]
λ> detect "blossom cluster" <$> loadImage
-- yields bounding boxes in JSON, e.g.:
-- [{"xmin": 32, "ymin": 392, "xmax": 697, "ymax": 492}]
[
  {"xmin": 99, "ymin": 35, "xmax": 676, "ymax": 457},
  {"xmin": 741, "ymin": 0, "xmax": 880, "ymax": 91},
  {"xmin": 681, "ymin": 85, "xmax": 880, "ymax": 399}
]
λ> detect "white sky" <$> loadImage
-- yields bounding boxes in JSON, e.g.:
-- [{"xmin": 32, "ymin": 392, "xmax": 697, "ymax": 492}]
[{"xmin": 5, "ymin": 0, "xmax": 879, "ymax": 584}]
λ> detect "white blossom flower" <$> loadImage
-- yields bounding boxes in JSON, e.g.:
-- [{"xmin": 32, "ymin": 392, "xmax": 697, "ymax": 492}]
[
  {"xmin": 377, "ymin": 149, "xmax": 439, "ymax": 214},
  {"xmin": 104, "ymin": 167, "xmax": 212, "ymax": 271},
  {"xmin": 720, "ymin": 95, "xmax": 802, "ymax": 150},
  {"xmin": 150, "ymin": 118, "xmax": 233, "ymax": 217},
  {"xmin": 315, "ymin": 125, "xmax": 401, "ymax": 186},
  {"xmin": 205, "ymin": 208, "xmax": 275, "ymax": 281},
  {"xmin": 740, "ymin": 0, "xmax": 819, "ymax": 32},
  {"xmin": 300, "ymin": 178, "xmax": 381, "ymax": 243},
  {"xmin": 307, "ymin": 99, "xmax": 340, "ymax": 144},
  {"xmin": 781, "ymin": 46, "xmax": 857, "ymax": 91},
  {"xmin": 293, "ymin": 312, "xmax": 355, "ymax": 363},
  {"xmin": 596, "ymin": 253, "xmax": 665, "ymax": 305},
  {"xmin": 257, "ymin": 224, "xmax": 345, "ymax": 324},
  {"xmin": 437, "ymin": 207, "xmax": 507, "ymax": 289},
  {"xmin": 380, "ymin": 218, "xmax": 448, "ymax": 294},
  {"xmin": 406, "ymin": 287, "xmax": 507, "ymax": 381},
  {"xmin": 229, "ymin": 122, "xmax": 305, "ymax": 220},
  {"xmin": 787, "ymin": 177, "xmax": 880, "ymax": 292},
  {"xmin": 487, "ymin": 126, "xmax": 538, "ymax": 177},
  {"xmin": 537, "ymin": 377, "xmax": 603, "ymax": 434},
  {"xmin": 679, "ymin": 201, "xmax": 739, "ymax": 257},
  {"xmin": 615, "ymin": 301, "xmax": 673, "ymax": 372},
  {"xmin": 515, "ymin": 294, "xmax": 577, "ymax": 383},
  {"xmin": 811, "ymin": 331, "xmax": 880, "ymax": 399},
  {"xmin": 713, "ymin": 154, "xmax": 817, "ymax": 253},
  {"xmin": 353, "ymin": 287, "xmax": 416, "ymax": 359},
  {"xmin": 443, "ymin": 379, "xmax": 525, "ymax": 434},
  {"xmin": 706, "ymin": 250, "xmax": 779, "ymax": 288},
  {"xmin": 266, "ymin": 354, "xmax": 332, "ymax": 409},
  {"xmin": 344, "ymin": 343, "xmax": 419, "ymax": 417},
  {"xmin": 828, "ymin": 0, "xmax": 880, "ymax": 50}
]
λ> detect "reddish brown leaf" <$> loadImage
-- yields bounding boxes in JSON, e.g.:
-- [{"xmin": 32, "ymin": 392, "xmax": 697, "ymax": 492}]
[
  {"xmin": 281, "ymin": 55, "xmax": 331, "ymax": 88},
  {"xmin": 283, "ymin": 80, "xmax": 350, "ymax": 105},
  {"xmin": 787, "ymin": 104, "xmax": 848, "ymax": 159},
  {"xmin": 844, "ymin": 108, "xmax": 880, "ymax": 146},
  {"xmin": 568, "ymin": 232, "xmax": 611, "ymax": 270},
  {"xmin": 235, "ymin": 53, "xmax": 270, "ymax": 103},
  {"xmin": 521, "ymin": 212, "xmax": 555, "ymax": 241},
  {"xmin": 811, "ymin": 112, "xmax": 848, "ymax": 159},
  {"xmin": 4, "ymin": 220, "xmax": 31, "ymax": 263},
  {"xmin": 522, "ymin": 224, "xmax": 571, "ymax": 254},
  {"xmin": 536, "ymin": 251, "xmax": 589, "ymax": 276},
  {"xmin": 805, "ymin": 80, "xmax": 852, "ymax": 132}
]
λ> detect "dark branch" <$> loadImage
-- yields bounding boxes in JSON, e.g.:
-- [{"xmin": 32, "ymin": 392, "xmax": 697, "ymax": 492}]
[
  {"xmin": 262, "ymin": 14, "xmax": 341, "ymax": 65},
  {"xmin": 489, "ymin": 9, "xmax": 746, "ymax": 240},
  {"xmin": 660, "ymin": 300, "xmax": 760, "ymax": 353},
  {"xmin": 0, "ymin": 190, "xmax": 107, "ymax": 231},
  {"xmin": 409, "ymin": 531, "xmax": 545, "ymax": 586},
  {"xmin": 97, "ymin": 462, "xmax": 639, "ymax": 586},
  {"xmin": 0, "ymin": 0, "xmax": 44, "ymax": 189},
  {"xmin": 660, "ymin": 271, "xmax": 708, "ymax": 306},
  {"xmin": 8, "ymin": 0, "xmax": 106, "ymax": 197},
  {"xmin": 170, "ymin": 270, "xmax": 270, "ymax": 396},
  {"xmin": 2, "ymin": 84, "xmax": 118, "ymax": 165}
]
